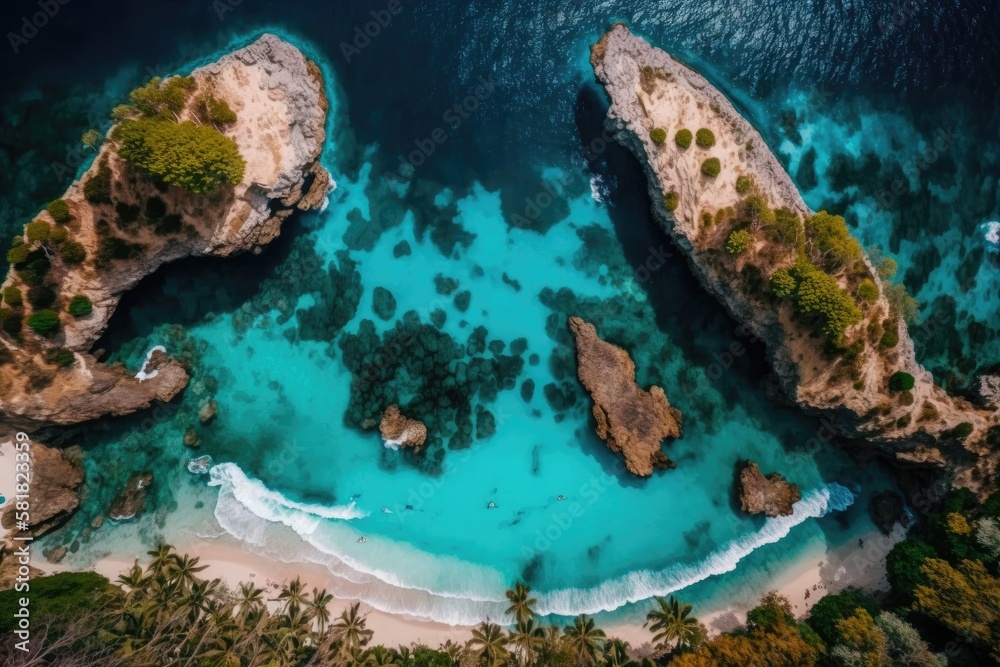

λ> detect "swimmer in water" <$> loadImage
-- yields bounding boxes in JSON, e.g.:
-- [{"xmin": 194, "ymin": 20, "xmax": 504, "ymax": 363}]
[
  {"xmin": 487, "ymin": 501, "xmax": 496, "ymax": 509},
  {"xmin": 358, "ymin": 537, "xmax": 367, "ymax": 544},
  {"xmin": 557, "ymin": 495, "xmax": 566, "ymax": 501}
]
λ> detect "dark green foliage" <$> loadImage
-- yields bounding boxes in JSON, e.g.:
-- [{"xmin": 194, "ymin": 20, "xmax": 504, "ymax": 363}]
[
  {"xmin": 6, "ymin": 244, "xmax": 29, "ymax": 265},
  {"xmin": 701, "ymin": 157, "xmax": 721, "ymax": 177},
  {"xmin": 16, "ymin": 249, "xmax": 52, "ymax": 285},
  {"xmin": 735, "ymin": 174, "xmax": 752, "ymax": 195},
  {"xmin": 196, "ymin": 94, "xmax": 238, "ymax": 126},
  {"xmin": 857, "ymin": 278, "xmax": 879, "ymax": 303},
  {"xmin": 695, "ymin": 127, "xmax": 716, "ymax": 147},
  {"xmin": 766, "ymin": 208, "xmax": 801, "ymax": 246},
  {"xmin": 805, "ymin": 210, "xmax": 862, "ymax": 271},
  {"xmin": 805, "ymin": 588, "xmax": 879, "ymax": 646},
  {"xmin": 59, "ymin": 240, "xmax": 87, "ymax": 264},
  {"xmin": 879, "ymin": 318, "xmax": 899, "ymax": 350},
  {"xmin": 770, "ymin": 268, "xmax": 797, "ymax": 298},
  {"xmin": 97, "ymin": 237, "xmax": 145, "ymax": 265},
  {"xmin": 1, "ymin": 310, "xmax": 21, "ymax": 335},
  {"xmin": 952, "ymin": 422, "xmax": 974, "ymax": 440},
  {"xmin": 49, "ymin": 226, "xmax": 68, "ymax": 244},
  {"xmin": 664, "ymin": 192, "xmax": 679, "ymax": 212},
  {"xmin": 115, "ymin": 202, "xmax": 141, "ymax": 225},
  {"xmin": 649, "ymin": 127, "xmax": 667, "ymax": 145},
  {"xmin": 26, "ymin": 309, "xmax": 60, "ymax": 334},
  {"xmin": 27, "ymin": 285, "xmax": 57, "ymax": 309},
  {"xmin": 887, "ymin": 538, "xmax": 937, "ymax": 603},
  {"xmin": 25, "ymin": 220, "xmax": 51, "ymax": 243},
  {"xmin": 114, "ymin": 118, "xmax": 245, "ymax": 194},
  {"xmin": 674, "ymin": 128, "xmax": 692, "ymax": 149},
  {"xmin": 413, "ymin": 647, "xmax": 454, "ymax": 667},
  {"xmin": 145, "ymin": 196, "xmax": 167, "ymax": 219},
  {"xmin": 888, "ymin": 371, "xmax": 915, "ymax": 392},
  {"xmin": 0, "ymin": 572, "xmax": 112, "ymax": 633},
  {"xmin": 83, "ymin": 158, "xmax": 114, "ymax": 204},
  {"xmin": 792, "ymin": 260, "xmax": 862, "ymax": 343},
  {"xmin": 46, "ymin": 347, "xmax": 76, "ymax": 367},
  {"xmin": 47, "ymin": 198, "xmax": 72, "ymax": 223},
  {"xmin": 68, "ymin": 294, "xmax": 93, "ymax": 317},
  {"xmin": 2, "ymin": 286, "xmax": 22, "ymax": 306}
]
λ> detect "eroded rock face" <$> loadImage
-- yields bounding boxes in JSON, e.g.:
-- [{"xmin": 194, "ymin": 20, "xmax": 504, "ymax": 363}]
[
  {"xmin": 591, "ymin": 23, "xmax": 997, "ymax": 496},
  {"xmin": 109, "ymin": 472, "xmax": 153, "ymax": 522},
  {"xmin": 0, "ymin": 34, "xmax": 332, "ymax": 432},
  {"xmin": 568, "ymin": 316, "xmax": 681, "ymax": 477},
  {"xmin": 1, "ymin": 443, "xmax": 83, "ymax": 545},
  {"xmin": 738, "ymin": 461, "xmax": 801, "ymax": 518},
  {"xmin": 379, "ymin": 405, "xmax": 427, "ymax": 450},
  {"xmin": 869, "ymin": 491, "xmax": 908, "ymax": 534}
]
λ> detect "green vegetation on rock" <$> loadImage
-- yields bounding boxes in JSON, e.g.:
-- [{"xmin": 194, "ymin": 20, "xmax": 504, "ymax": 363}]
[
  {"xmin": 770, "ymin": 268, "xmax": 797, "ymax": 298},
  {"xmin": 128, "ymin": 76, "xmax": 196, "ymax": 119},
  {"xmin": 695, "ymin": 127, "xmax": 715, "ymax": 148},
  {"xmin": 735, "ymin": 174, "xmax": 752, "ymax": 195},
  {"xmin": 25, "ymin": 220, "xmax": 51, "ymax": 243},
  {"xmin": 649, "ymin": 127, "xmax": 666, "ymax": 145},
  {"xmin": 888, "ymin": 371, "xmax": 915, "ymax": 391},
  {"xmin": 59, "ymin": 240, "xmax": 87, "ymax": 264},
  {"xmin": 701, "ymin": 157, "xmax": 721, "ymax": 177},
  {"xmin": 789, "ymin": 260, "xmax": 862, "ymax": 344},
  {"xmin": 674, "ymin": 128, "xmax": 692, "ymax": 149},
  {"xmin": 83, "ymin": 158, "xmax": 114, "ymax": 204},
  {"xmin": 68, "ymin": 294, "xmax": 93, "ymax": 317},
  {"xmin": 47, "ymin": 198, "xmax": 72, "ymax": 223},
  {"xmin": 196, "ymin": 94, "xmax": 238, "ymax": 127},
  {"xmin": 857, "ymin": 278, "xmax": 879, "ymax": 304},
  {"xmin": 664, "ymin": 191, "xmax": 679, "ymax": 212},
  {"xmin": 114, "ymin": 118, "xmax": 246, "ymax": 194},
  {"xmin": 725, "ymin": 229, "xmax": 752, "ymax": 255},
  {"xmin": 26, "ymin": 309, "xmax": 60, "ymax": 335},
  {"xmin": 805, "ymin": 211, "xmax": 862, "ymax": 272},
  {"xmin": 767, "ymin": 208, "xmax": 802, "ymax": 246},
  {"xmin": 2, "ymin": 286, "xmax": 22, "ymax": 306}
]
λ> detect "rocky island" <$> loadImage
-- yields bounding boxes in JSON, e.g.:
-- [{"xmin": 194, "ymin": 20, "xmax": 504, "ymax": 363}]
[
  {"xmin": 592, "ymin": 24, "xmax": 996, "ymax": 495},
  {"xmin": 737, "ymin": 461, "xmax": 801, "ymax": 518},
  {"xmin": 568, "ymin": 315, "xmax": 682, "ymax": 476},
  {"xmin": 0, "ymin": 34, "xmax": 331, "ymax": 433}
]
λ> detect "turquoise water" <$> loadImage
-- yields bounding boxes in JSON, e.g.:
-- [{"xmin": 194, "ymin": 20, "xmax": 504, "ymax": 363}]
[{"xmin": 9, "ymin": 0, "xmax": 987, "ymax": 627}]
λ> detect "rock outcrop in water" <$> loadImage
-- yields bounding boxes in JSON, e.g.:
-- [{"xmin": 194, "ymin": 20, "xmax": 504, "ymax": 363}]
[
  {"xmin": 0, "ymin": 442, "xmax": 83, "ymax": 546},
  {"xmin": 109, "ymin": 471, "xmax": 154, "ymax": 521},
  {"xmin": 0, "ymin": 34, "xmax": 332, "ymax": 433},
  {"xmin": 738, "ymin": 461, "xmax": 801, "ymax": 518},
  {"xmin": 592, "ymin": 24, "xmax": 996, "ymax": 497},
  {"xmin": 380, "ymin": 404, "xmax": 428, "ymax": 450},
  {"xmin": 568, "ymin": 316, "xmax": 682, "ymax": 476}
]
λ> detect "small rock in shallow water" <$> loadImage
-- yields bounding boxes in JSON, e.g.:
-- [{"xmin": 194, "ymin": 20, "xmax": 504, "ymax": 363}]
[
  {"xmin": 372, "ymin": 286, "xmax": 397, "ymax": 320},
  {"xmin": 187, "ymin": 456, "xmax": 214, "ymax": 475},
  {"xmin": 199, "ymin": 399, "xmax": 218, "ymax": 423},
  {"xmin": 393, "ymin": 240, "xmax": 412, "ymax": 258},
  {"xmin": 109, "ymin": 472, "xmax": 153, "ymax": 522},
  {"xmin": 521, "ymin": 379, "xmax": 535, "ymax": 402},
  {"xmin": 454, "ymin": 290, "xmax": 471, "ymax": 312},
  {"xmin": 183, "ymin": 427, "xmax": 200, "ymax": 448}
]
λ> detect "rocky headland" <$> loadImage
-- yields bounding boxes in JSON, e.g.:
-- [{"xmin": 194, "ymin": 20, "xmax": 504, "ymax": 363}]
[
  {"xmin": 592, "ymin": 24, "xmax": 996, "ymax": 497},
  {"xmin": 0, "ymin": 442, "xmax": 84, "ymax": 549},
  {"xmin": 568, "ymin": 316, "xmax": 682, "ymax": 476},
  {"xmin": 737, "ymin": 461, "xmax": 801, "ymax": 518},
  {"xmin": 0, "ymin": 34, "xmax": 331, "ymax": 433},
  {"xmin": 380, "ymin": 404, "xmax": 428, "ymax": 450}
]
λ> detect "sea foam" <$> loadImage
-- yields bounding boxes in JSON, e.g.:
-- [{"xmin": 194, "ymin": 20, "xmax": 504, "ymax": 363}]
[{"xmin": 207, "ymin": 463, "xmax": 854, "ymax": 625}]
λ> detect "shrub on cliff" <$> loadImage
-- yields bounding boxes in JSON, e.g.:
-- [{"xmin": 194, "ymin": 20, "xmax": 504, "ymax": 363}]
[
  {"xmin": 2, "ymin": 287, "xmax": 22, "ymax": 307},
  {"xmin": 735, "ymin": 174, "xmax": 752, "ymax": 195},
  {"xmin": 47, "ymin": 198, "xmax": 72, "ymax": 223},
  {"xmin": 743, "ymin": 194, "xmax": 775, "ymax": 231},
  {"xmin": 695, "ymin": 128, "xmax": 716, "ymax": 148},
  {"xmin": 1, "ymin": 310, "xmax": 21, "ymax": 336},
  {"xmin": 793, "ymin": 263, "xmax": 862, "ymax": 343},
  {"xmin": 879, "ymin": 318, "xmax": 899, "ymax": 350},
  {"xmin": 877, "ymin": 257, "xmax": 898, "ymax": 279},
  {"xmin": 888, "ymin": 371, "xmax": 915, "ymax": 392},
  {"xmin": 701, "ymin": 157, "xmax": 721, "ymax": 177},
  {"xmin": 649, "ymin": 127, "xmax": 667, "ymax": 145},
  {"xmin": 952, "ymin": 422, "xmax": 974, "ymax": 440},
  {"xmin": 68, "ymin": 295, "xmax": 93, "ymax": 317},
  {"xmin": 805, "ymin": 211, "xmax": 862, "ymax": 271},
  {"xmin": 49, "ymin": 226, "xmax": 68, "ymax": 244},
  {"xmin": 129, "ymin": 76, "xmax": 196, "ymax": 119},
  {"xmin": 196, "ymin": 94, "xmax": 238, "ymax": 127},
  {"xmin": 674, "ymin": 128, "xmax": 692, "ymax": 149},
  {"xmin": 725, "ymin": 229, "xmax": 752, "ymax": 255},
  {"xmin": 770, "ymin": 268, "xmax": 797, "ymax": 298},
  {"xmin": 767, "ymin": 208, "xmax": 802, "ymax": 246},
  {"xmin": 46, "ymin": 347, "xmax": 76, "ymax": 368},
  {"xmin": 26, "ymin": 220, "xmax": 51, "ymax": 243},
  {"xmin": 664, "ymin": 192, "xmax": 679, "ymax": 212},
  {"xmin": 26, "ymin": 309, "xmax": 60, "ymax": 335},
  {"xmin": 114, "ymin": 118, "xmax": 245, "ymax": 194},
  {"xmin": 857, "ymin": 278, "xmax": 879, "ymax": 304},
  {"xmin": 59, "ymin": 240, "xmax": 87, "ymax": 264},
  {"xmin": 97, "ymin": 237, "xmax": 145, "ymax": 265},
  {"xmin": 84, "ymin": 159, "xmax": 114, "ymax": 204},
  {"xmin": 27, "ymin": 285, "xmax": 57, "ymax": 309},
  {"xmin": 5, "ymin": 244, "xmax": 29, "ymax": 265}
]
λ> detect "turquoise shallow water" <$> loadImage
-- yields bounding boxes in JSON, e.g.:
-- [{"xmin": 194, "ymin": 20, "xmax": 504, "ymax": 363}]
[{"xmin": 7, "ymin": 0, "xmax": 982, "ymax": 626}]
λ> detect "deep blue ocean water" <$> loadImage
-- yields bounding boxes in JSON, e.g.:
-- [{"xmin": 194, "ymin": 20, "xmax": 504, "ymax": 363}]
[{"xmin": 2, "ymin": 0, "xmax": 998, "ymax": 626}]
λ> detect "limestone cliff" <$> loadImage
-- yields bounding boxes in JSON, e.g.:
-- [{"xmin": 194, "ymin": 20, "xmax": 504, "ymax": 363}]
[
  {"xmin": 592, "ymin": 24, "xmax": 994, "ymax": 495},
  {"xmin": 738, "ymin": 461, "xmax": 801, "ymax": 518},
  {"xmin": 568, "ymin": 316, "xmax": 682, "ymax": 476},
  {"xmin": 0, "ymin": 34, "xmax": 332, "ymax": 432},
  {"xmin": 1, "ymin": 442, "xmax": 83, "ymax": 547}
]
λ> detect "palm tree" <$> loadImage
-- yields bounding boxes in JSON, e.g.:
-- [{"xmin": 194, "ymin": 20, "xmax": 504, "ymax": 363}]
[
  {"xmin": 276, "ymin": 577, "xmax": 310, "ymax": 616},
  {"xmin": 645, "ymin": 596, "xmax": 703, "ymax": 653},
  {"xmin": 310, "ymin": 587, "xmax": 335, "ymax": 634},
  {"xmin": 172, "ymin": 553, "xmax": 208, "ymax": 589},
  {"xmin": 468, "ymin": 622, "xmax": 509, "ymax": 667},
  {"xmin": 563, "ymin": 614, "xmax": 606, "ymax": 665},
  {"xmin": 362, "ymin": 645, "xmax": 399, "ymax": 666},
  {"xmin": 333, "ymin": 602, "xmax": 374, "ymax": 655},
  {"xmin": 508, "ymin": 618, "xmax": 543, "ymax": 667},
  {"xmin": 602, "ymin": 638, "xmax": 631, "ymax": 667},
  {"xmin": 146, "ymin": 543, "xmax": 177, "ymax": 578},
  {"xmin": 504, "ymin": 582, "xmax": 538, "ymax": 625}
]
